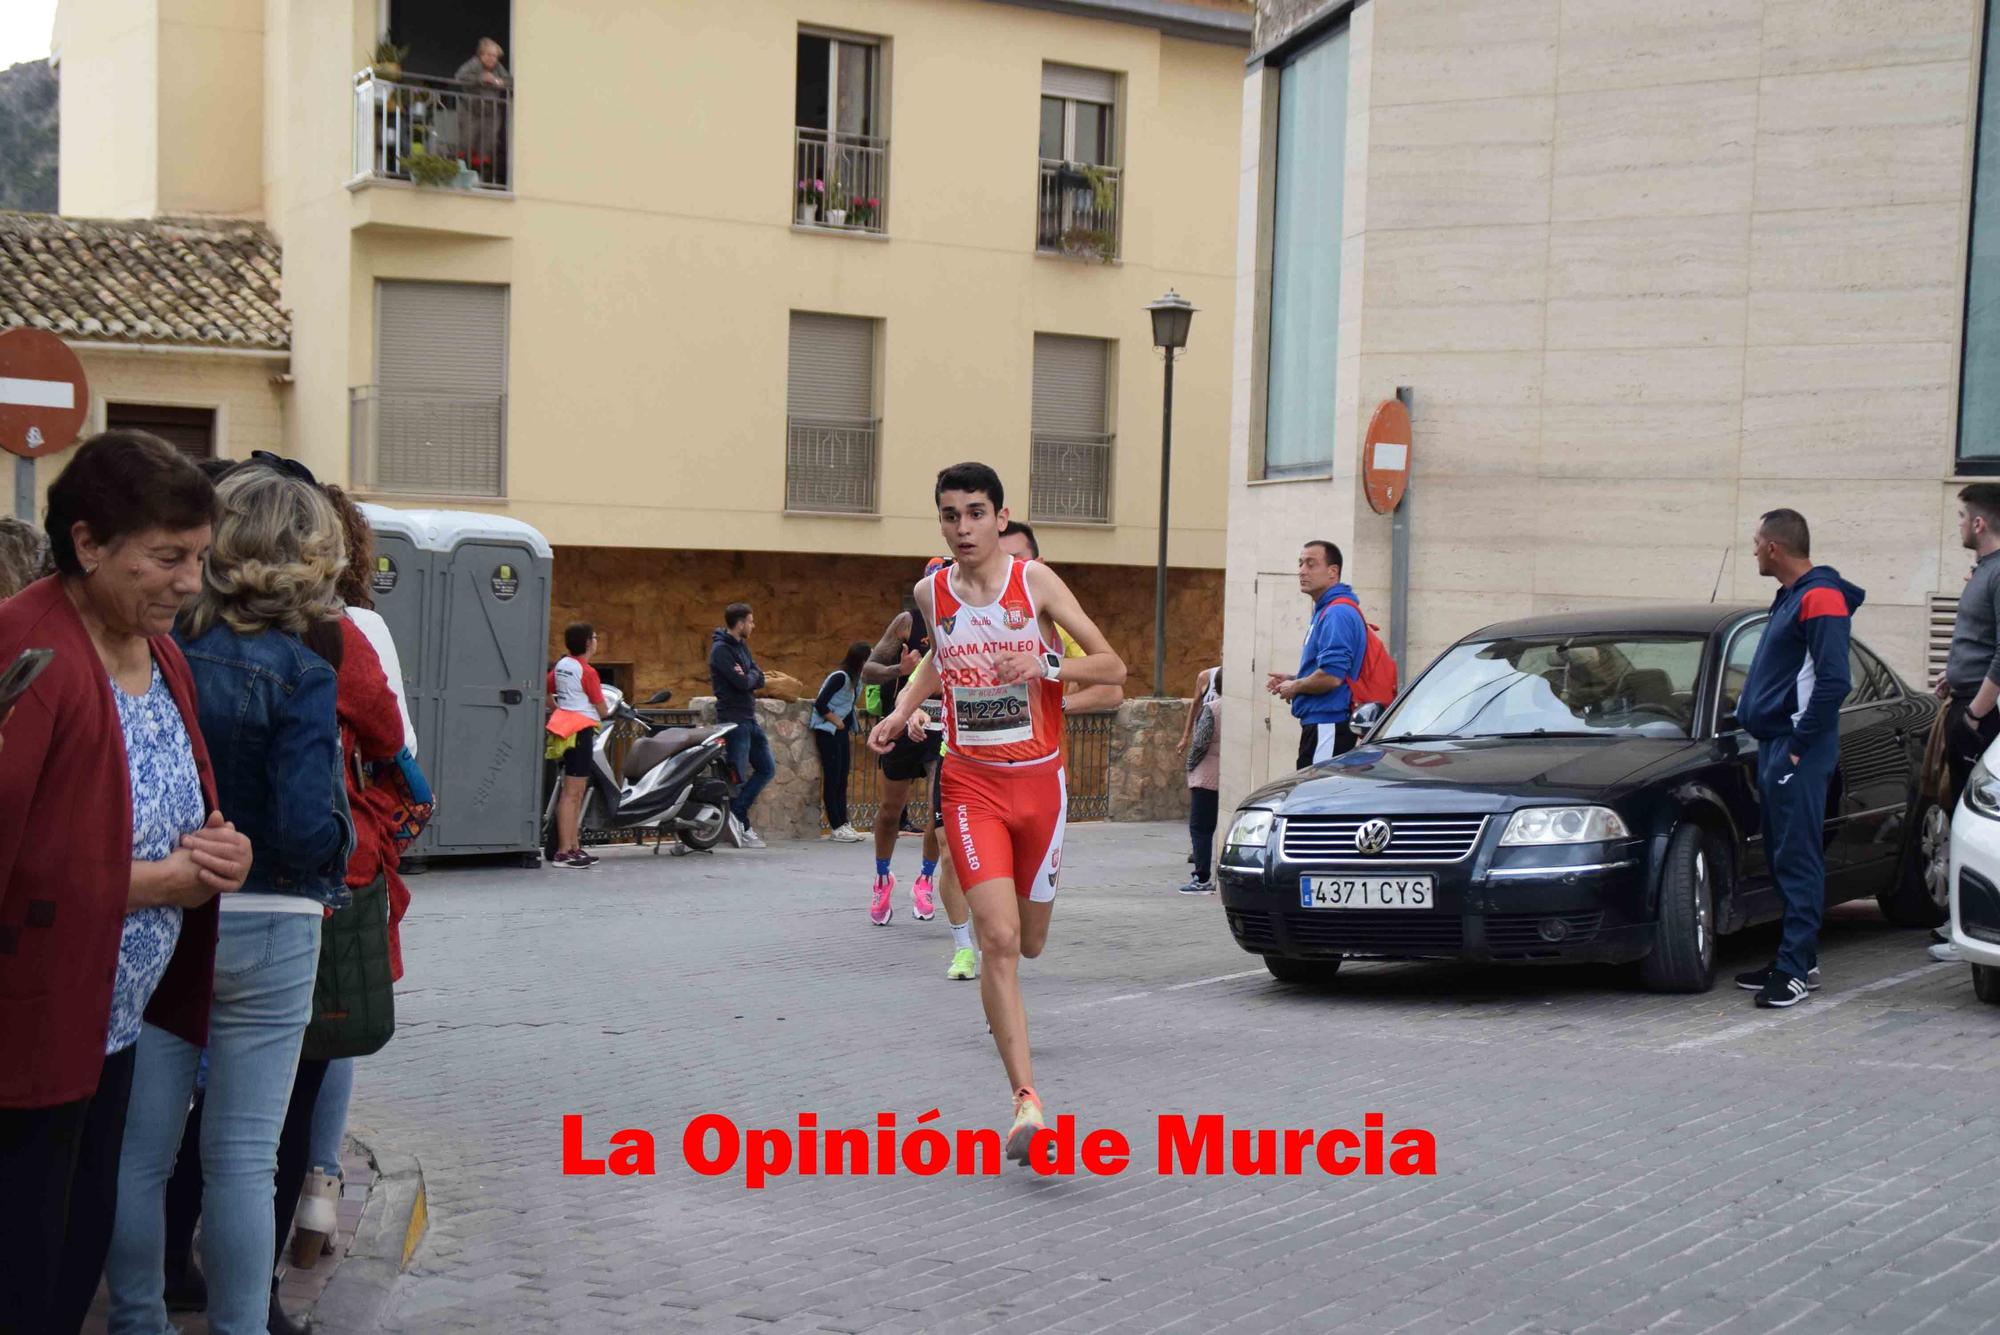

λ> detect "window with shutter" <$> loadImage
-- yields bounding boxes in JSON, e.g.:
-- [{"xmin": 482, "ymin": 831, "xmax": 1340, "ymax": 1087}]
[
  {"xmin": 786, "ymin": 312, "xmax": 879, "ymax": 514},
  {"xmin": 106, "ymin": 404, "xmax": 216, "ymax": 460},
  {"xmin": 362, "ymin": 281, "xmax": 508, "ymax": 496},
  {"xmin": 1036, "ymin": 63, "xmax": 1120, "ymax": 258},
  {"xmin": 1030, "ymin": 334, "xmax": 1113, "ymax": 523}
]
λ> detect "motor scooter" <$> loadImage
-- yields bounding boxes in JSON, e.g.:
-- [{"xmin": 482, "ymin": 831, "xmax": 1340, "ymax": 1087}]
[{"xmin": 540, "ymin": 686, "xmax": 736, "ymax": 858}]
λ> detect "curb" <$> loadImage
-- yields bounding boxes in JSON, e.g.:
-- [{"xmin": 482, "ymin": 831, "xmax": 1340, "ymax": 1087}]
[{"xmin": 310, "ymin": 1136, "xmax": 427, "ymax": 1332}]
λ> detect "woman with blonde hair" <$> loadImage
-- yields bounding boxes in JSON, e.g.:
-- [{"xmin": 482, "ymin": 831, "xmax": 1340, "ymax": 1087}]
[{"xmin": 105, "ymin": 461, "xmax": 355, "ymax": 1335}]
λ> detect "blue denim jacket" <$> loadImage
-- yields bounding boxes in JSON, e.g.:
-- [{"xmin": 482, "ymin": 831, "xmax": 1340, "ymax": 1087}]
[{"xmin": 175, "ymin": 623, "xmax": 354, "ymax": 906}]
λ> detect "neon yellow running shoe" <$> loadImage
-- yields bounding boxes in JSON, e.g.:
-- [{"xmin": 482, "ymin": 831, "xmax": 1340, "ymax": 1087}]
[
  {"xmin": 1005, "ymin": 1087, "xmax": 1045, "ymax": 1166},
  {"xmin": 947, "ymin": 947, "xmax": 978, "ymax": 981}
]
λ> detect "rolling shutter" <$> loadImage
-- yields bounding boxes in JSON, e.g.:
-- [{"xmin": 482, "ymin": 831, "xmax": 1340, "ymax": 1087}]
[
  {"xmin": 788, "ymin": 312, "xmax": 875, "ymax": 420},
  {"xmin": 1042, "ymin": 63, "xmax": 1115, "ymax": 104},
  {"xmin": 1032, "ymin": 334, "xmax": 1108, "ymax": 436},
  {"xmin": 373, "ymin": 281, "xmax": 507, "ymax": 495}
]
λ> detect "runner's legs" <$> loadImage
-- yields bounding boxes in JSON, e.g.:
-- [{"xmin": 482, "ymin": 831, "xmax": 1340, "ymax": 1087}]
[
  {"xmin": 872, "ymin": 775, "xmax": 914, "ymax": 863},
  {"xmin": 962, "ymin": 878, "xmax": 1032, "ymax": 1093}
]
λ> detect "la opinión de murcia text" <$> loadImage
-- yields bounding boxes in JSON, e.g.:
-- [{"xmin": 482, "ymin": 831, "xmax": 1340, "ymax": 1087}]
[{"xmin": 563, "ymin": 1112, "xmax": 1438, "ymax": 1186}]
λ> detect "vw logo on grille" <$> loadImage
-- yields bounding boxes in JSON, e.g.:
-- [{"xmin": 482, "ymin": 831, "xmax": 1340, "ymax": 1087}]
[{"xmin": 1354, "ymin": 819, "xmax": 1393, "ymax": 855}]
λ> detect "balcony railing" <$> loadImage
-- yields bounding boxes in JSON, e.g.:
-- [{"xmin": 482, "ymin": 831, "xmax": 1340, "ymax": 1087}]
[
  {"xmin": 793, "ymin": 128, "xmax": 889, "ymax": 234},
  {"xmin": 353, "ymin": 69, "xmax": 512, "ymax": 191},
  {"xmin": 1030, "ymin": 432, "xmax": 1114, "ymax": 523},
  {"xmin": 1036, "ymin": 159, "xmax": 1120, "ymax": 261},
  {"xmin": 786, "ymin": 415, "xmax": 878, "ymax": 513},
  {"xmin": 351, "ymin": 385, "xmax": 506, "ymax": 497}
]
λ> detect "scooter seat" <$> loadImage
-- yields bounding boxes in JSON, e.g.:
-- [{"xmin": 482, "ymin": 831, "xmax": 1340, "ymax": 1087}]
[{"xmin": 622, "ymin": 726, "xmax": 720, "ymax": 781}]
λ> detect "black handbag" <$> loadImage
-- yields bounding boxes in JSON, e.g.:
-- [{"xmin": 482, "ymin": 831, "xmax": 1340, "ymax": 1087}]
[{"xmin": 302, "ymin": 874, "xmax": 395, "ymax": 1061}]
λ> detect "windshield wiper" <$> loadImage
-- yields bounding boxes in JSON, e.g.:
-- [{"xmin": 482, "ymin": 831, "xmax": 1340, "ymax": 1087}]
[
  {"xmin": 1478, "ymin": 729, "xmax": 1617, "ymax": 739},
  {"xmin": 1377, "ymin": 733, "xmax": 1457, "ymax": 743}
]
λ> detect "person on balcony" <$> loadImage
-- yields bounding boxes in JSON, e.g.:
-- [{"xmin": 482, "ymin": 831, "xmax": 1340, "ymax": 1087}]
[{"xmin": 452, "ymin": 38, "xmax": 510, "ymax": 182}]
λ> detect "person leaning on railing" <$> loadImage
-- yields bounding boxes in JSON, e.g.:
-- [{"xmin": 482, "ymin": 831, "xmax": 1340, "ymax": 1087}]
[{"xmin": 452, "ymin": 37, "xmax": 510, "ymax": 179}]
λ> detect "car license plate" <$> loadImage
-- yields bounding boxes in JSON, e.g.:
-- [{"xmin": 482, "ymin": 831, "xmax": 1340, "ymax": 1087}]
[{"xmin": 1300, "ymin": 875, "xmax": 1433, "ymax": 909}]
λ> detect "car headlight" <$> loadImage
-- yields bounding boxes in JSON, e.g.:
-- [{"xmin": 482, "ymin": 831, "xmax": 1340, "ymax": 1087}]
[
  {"xmin": 1967, "ymin": 758, "xmax": 2000, "ymax": 821},
  {"xmin": 1225, "ymin": 808, "xmax": 1276, "ymax": 852},
  {"xmin": 1499, "ymin": 806, "xmax": 1631, "ymax": 846}
]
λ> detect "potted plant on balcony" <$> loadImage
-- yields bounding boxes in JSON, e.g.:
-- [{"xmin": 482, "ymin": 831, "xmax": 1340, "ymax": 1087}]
[
  {"xmin": 845, "ymin": 196, "xmax": 880, "ymax": 229},
  {"xmin": 372, "ymin": 37, "xmax": 408, "ymax": 80},
  {"xmin": 404, "ymin": 147, "xmax": 463, "ymax": 188},
  {"xmin": 796, "ymin": 177, "xmax": 825, "ymax": 225}
]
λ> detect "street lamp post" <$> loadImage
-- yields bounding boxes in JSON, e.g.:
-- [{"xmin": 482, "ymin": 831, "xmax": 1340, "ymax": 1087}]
[{"xmin": 1146, "ymin": 289, "xmax": 1196, "ymax": 699}]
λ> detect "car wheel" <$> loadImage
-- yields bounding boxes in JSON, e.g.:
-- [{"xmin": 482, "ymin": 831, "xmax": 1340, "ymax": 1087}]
[
  {"xmin": 1264, "ymin": 955, "xmax": 1342, "ymax": 985},
  {"xmin": 1879, "ymin": 798, "xmax": 1950, "ymax": 929},
  {"xmin": 1974, "ymin": 963, "xmax": 2000, "ymax": 1005},
  {"xmin": 1639, "ymin": 824, "xmax": 1719, "ymax": 993}
]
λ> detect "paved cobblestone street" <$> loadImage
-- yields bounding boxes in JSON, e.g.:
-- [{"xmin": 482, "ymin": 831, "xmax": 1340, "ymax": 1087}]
[{"xmin": 334, "ymin": 823, "xmax": 2000, "ymax": 1335}]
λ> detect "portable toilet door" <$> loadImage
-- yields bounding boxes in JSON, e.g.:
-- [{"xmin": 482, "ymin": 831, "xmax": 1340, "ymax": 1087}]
[
  {"xmin": 427, "ymin": 516, "xmax": 552, "ymax": 858},
  {"xmin": 358, "ymin": 503, "xmax": 440, "ymax": 855}
]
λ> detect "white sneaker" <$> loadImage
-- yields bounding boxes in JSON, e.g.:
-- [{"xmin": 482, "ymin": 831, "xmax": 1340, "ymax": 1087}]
[
  {"xmin": 833, "ymin": 823, "xmax": 865, "ymax": 843},
  {"xmin": 739, "ymin": 825, "xmax": 767, "ymax": 850}
]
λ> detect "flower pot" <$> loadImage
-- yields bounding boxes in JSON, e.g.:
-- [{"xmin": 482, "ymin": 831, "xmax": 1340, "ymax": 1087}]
[
  {"xmin": 797, "ymin": 204, "xmax": 818, "ymax": 225},
  {"xmin": 454, "ymin": 165, "xmax": 479, "ymax": 190},
  {"xmin": 375, "ymin": 61, "xmax": 402, "ymax": 81},
  {"xmin": 825, "ymin": 209, "xmax": 848, "ymax": 227}
]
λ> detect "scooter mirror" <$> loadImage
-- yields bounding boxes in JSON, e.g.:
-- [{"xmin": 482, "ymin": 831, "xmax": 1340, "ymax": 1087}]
[{"xmin": 646, "ymin": 689, "xmax": 674, "ymax": 705}]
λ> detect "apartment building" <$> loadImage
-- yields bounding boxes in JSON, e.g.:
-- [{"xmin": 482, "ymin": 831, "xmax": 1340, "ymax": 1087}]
[
  {"xmin": 49, "ymin": 0, "xmax": 1250, "ymax": 698},
  {"xmin": 1222, "ymin": 0, "xmax": 1997, "ymax": 800}
]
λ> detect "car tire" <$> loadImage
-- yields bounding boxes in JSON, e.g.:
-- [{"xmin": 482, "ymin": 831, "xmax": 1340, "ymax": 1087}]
[
  {"xmin": 1879, "ymin": 798, "xmax": 1951, "ymax": 928},
  {"xmin": 1264, "ymin": 955, "xmax": 1342, "ymax": 986},
  {"xmin": 1638, "ymin": 824, "xmax": 1719, "ymax": 993},
  {"xmin": 1974, "ymin": 963, "xmax": 2000, "ymax": 1005}
]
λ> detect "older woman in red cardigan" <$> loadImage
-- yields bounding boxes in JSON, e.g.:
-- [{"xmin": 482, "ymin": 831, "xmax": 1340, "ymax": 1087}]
[{"xmin": 0, "ymin": 431, "xmax": 252, "ymax": 1333}]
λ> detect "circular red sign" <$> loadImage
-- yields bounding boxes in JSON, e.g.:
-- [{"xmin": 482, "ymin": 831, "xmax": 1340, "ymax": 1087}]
[
  {"xmin": 0, "ymin": 328, "xmax": 90, "ymax": 460},
  {"xmin": 1363, "ymin": 398, "xmax": 1412, "ymax": 515}
]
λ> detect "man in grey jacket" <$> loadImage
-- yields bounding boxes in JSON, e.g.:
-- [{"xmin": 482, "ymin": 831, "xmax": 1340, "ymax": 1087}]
[{"xmin": 1932, "ymin": 483, "xmax": 2000, "ymax": 960}]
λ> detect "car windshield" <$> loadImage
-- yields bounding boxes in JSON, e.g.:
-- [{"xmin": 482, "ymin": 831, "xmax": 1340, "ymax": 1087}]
[{"xmin": 1378, "ymin": 634, "xmax": 1707, "ymax": 741}]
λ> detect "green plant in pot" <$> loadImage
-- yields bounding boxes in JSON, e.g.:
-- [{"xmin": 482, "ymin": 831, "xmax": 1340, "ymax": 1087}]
[
  {"xmin": 404, "ymin": 148, "xmax": 463, "ymax": 187},
  {"xmin": 372, "ymin": 37, "xmax": 408, "ymax": 80}
]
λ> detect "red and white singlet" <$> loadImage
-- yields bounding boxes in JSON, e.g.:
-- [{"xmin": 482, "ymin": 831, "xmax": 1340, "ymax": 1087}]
[{"xmin": 929, "ymin": 558, "xmax": 1065, "ymax": 767}]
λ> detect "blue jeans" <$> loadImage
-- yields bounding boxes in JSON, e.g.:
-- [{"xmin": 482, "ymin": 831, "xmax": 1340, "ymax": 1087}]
[
  {"xmin": 107, "ymin": 911, "xmax": 320, "ymax": 1335},
  {"xmin": 309, "ymin": 1057, "xmax": 353, "ymax": 1175},
  {"xmin": 1756, "ymin": 735, "xmax": 1838, "ymax": 980},
  {"xmin": 724, "ymin": 720, "xmax": 776, "ymax": 823}
]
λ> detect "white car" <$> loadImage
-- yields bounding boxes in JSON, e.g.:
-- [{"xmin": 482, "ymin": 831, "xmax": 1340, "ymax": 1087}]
[{"xmin": 1947, "ymin": 736, "xmax": 2000, "ymax": 1003}]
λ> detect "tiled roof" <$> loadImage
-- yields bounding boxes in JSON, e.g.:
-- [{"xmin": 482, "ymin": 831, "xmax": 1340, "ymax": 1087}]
[{"xmin": 0, "ymin": 212, "xmax": 288, "ymax": 351}]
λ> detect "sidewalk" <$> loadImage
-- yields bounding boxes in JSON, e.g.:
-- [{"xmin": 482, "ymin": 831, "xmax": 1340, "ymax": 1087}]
[{"xmin": 80, "ymin": 1141, "xmax": 375, "ymax": 1333}]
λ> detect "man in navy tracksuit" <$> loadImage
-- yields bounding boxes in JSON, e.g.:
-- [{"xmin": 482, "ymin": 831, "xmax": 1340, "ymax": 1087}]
[{"xmin": 1733, "ymin": 508, "xmax": 1864, "ymax": 1009}]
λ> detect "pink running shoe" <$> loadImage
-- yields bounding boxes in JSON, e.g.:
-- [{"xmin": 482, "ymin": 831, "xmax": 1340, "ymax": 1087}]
[
  {"xmin": 870, "ymin": 874, "xmax": 895, "ymax": 927},
  {"xmin": 912, "ymin": 873, "xmax": 937, "ymax": 921}
]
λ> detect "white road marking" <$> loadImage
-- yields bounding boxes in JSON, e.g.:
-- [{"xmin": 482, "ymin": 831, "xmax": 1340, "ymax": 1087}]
[
  {"xmin": 1058, "ymin": 969, "xmax": 1268, "ymax": 1015},
  {"xmin": 1664, "ymin": 963, "xmax": 1943, "ymax": 1053},
  {"xmin": 0, "ymin": 377, "xmax": 75, "ymax": 409}
]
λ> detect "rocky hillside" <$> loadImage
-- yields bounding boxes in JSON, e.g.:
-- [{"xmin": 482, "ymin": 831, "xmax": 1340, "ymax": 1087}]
[{"xmin": 0, "ymin": 59, "xmax": 57, "ymax": 214}]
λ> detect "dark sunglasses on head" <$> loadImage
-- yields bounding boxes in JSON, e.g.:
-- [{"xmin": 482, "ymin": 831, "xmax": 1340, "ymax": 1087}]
[{"xmin": 248, "ymin": 450, "xmax": 318, "ymax": 485}]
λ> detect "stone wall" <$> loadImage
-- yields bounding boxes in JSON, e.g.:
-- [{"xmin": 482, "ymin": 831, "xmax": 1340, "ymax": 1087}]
[
  {"xmin": 551, "ymin": 546, "xmax": 1224, "ymax": 707},
  {"xmin": 686, "ymin": 695, "xmax": 1200, "ymax": 838}
]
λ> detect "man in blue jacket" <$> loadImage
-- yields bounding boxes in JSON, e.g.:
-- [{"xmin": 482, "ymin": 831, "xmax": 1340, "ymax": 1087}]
[
  {"xmin": 709, "ymin": 602, "xmax": 776, "ymax": 849},
  {"xmin": 1267, "ymin": 540, "xmax": 1368, "ymax": 768},
  {"xmin": 1733, "ymin": 508, "xmax": 1864, "ymax": 1009}
]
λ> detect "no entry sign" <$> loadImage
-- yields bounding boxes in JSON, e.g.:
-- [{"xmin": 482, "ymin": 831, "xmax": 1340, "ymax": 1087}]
[
  {"xmin": 1362, "ymin": 397, "xmax": 1411, "ymax": 515},
  {"xmin": 0, "ymin": 328, "xmax": 90, "ymax": 461}
]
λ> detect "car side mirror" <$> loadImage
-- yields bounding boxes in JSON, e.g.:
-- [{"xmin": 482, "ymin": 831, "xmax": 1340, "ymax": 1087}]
[
  {"xmin": 1718, "ymin": 711, "xmax": 1740, "ymax": 733},
  {"xmin": 1351, "ymin": 702, "xmax": 1385, "ymax": 731}
]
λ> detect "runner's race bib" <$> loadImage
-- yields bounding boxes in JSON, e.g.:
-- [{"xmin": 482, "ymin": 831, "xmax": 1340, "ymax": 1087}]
[{"xmin": 953, "ymin": 682, "xmax": 1034, "ymax": 747}]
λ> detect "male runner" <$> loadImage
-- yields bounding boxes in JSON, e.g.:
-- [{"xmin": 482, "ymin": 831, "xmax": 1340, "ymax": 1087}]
[
  {"xmin": 858, "ymin": 560, "xmax": 949, "ymax": 925},
  {"xmin": 925, "ymin": 521, "xmax": 1122, "ymax": 982},
  {"xmin": 871, "ymin": 464, "xmax": 1125, "ymax": 1163}
]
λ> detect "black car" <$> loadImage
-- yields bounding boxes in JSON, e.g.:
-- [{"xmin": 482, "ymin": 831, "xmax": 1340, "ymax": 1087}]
[{"xmin": 1219, "ymin": 604, "xmax": 1946, "ymax": 992}]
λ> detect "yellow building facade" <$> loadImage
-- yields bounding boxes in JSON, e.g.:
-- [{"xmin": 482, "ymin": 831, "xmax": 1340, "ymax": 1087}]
[{"xmin": 54, "ymin": 0, "xmax": 1250, "ymax": 697}]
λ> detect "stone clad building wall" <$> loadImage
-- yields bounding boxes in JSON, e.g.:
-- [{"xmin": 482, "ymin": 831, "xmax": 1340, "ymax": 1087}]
[
  {"xmin": 1224, "ymin": 0, "xmax": 1988, "ymax": 806},
  {"xmin": 552, "ymin": 546, "xmax": 1224, "ymax": 709}
]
